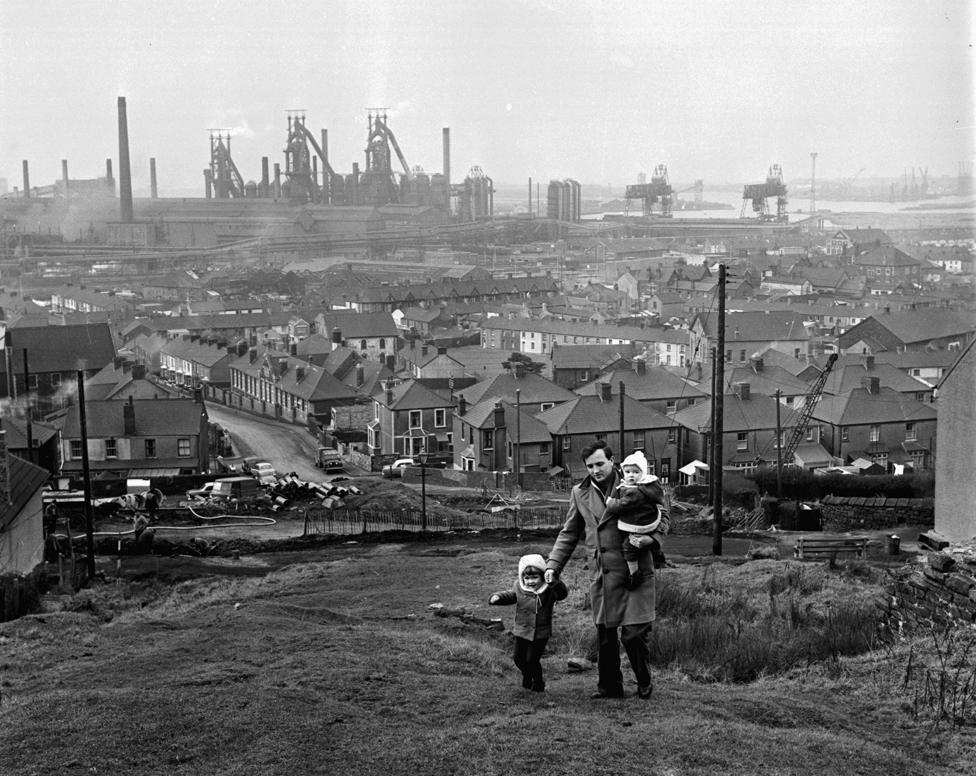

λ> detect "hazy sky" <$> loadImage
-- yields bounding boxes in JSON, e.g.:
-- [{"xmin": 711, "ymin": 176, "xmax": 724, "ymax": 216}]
[{"xmin": 1, "ymin": 1, "xmax": 973, "ymax": 196}]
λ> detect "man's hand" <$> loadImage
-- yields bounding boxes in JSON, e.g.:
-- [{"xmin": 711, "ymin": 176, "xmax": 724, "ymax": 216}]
[
  {"xmin": 629, "ymin": 534, "xmax": 656, "ymax": 549},
  {"xmin": 544, "ymin": 569, "xmax": 557, "ymax": 584},
  {"xmin": 489, "ymin": 594, "xmax": 501, "ymax": 605}
]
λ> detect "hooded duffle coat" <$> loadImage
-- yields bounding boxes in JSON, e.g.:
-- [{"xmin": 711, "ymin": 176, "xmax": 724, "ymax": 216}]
[{"xmin": 547, "ymin": 469, "xmax": 670, "ymax": 627}]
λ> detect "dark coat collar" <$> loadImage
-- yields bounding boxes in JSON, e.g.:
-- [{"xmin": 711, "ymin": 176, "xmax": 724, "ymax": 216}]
[{"xmin": 579, "ymin": 467, "xmax": 621, "ymax": 494}]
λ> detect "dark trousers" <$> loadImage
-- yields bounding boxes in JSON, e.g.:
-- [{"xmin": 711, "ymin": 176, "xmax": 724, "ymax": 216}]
[
  {"xmin": 513, "ymin": 636, "xmax": 549, "ymax": 691},
  {"xmin": 596, "ymin": 622, "xmax": 653, "ymax": 695}
]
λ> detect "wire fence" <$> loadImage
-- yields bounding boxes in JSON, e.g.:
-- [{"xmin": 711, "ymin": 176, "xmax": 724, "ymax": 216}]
[{"xmin": 303, "ymin": 506, "xmax": 569, "ymax": 536}]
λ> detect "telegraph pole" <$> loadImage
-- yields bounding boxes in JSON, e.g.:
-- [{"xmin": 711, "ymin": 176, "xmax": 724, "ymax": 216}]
[
  {"xmin": 618, "ymin": 381, "xmax": 626, "ymax": 457},
  {"xmin": 775, "ymin": 389, "xmax": 783, "ymax": 499},
  {"xmin": 515, "ymin": 389, "xmax": 522, "ymax": 492},
  {"xmin": 77, "ymin": 371, "xmax": 96, "ymax": 579},
  {"xmin": 712, "ymin": 264, "xmax": 726, "ymax": 556}
]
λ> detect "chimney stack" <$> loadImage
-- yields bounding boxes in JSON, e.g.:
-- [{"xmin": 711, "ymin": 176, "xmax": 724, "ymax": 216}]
[
  {"xmin": 150, "ymin": 157, "xmax": 158, "ymax": 199},
  {"xmin": 296, "ymin": 366, "xmax": 305, "ymax": 383},
  {"xmin": 356, "ymin": 363, "xmax": 364, "ymax": 387},
  {"xmin": 458, "ymin": 395, "xmax": 467, "ymax": 416},
  {"xmin": 123, "ymin": 396, "xmax": 136, "ymax": 436},
  {"xmin": 861, "ymin": 376, "xmax": 880, "ymax": 394},
  {"xmin": 753, "ymin": 356, "xmax": 764, "ymax": 372},
  {"xmin": 385, "ymin": 354, "xmax": 396, "ymax": 371},
  {"xmin": 331, "ymin": 328, "xmax": 343, "ymax": 350},
  {"xmin": 386, "ymin": 383, "xmax": 394, "ymax": 406},
  {"xmin": 62, "ymin": 159, "xmax": 69, "ymax": 196},
  {"xmin": 865, "ymin": 355, "xmax": 875, "ymax": 370},
  {"xmin": 633, "ymin": 358, "xmax": 647, "ymax": 376},
  {"xmin": 733, "ymin": 382, "xmax": 751, "ymax": 400},
  {"xmin": 117, "ymin": 96, "xmax": 134, "ymax": 222},
  {"xmin": 421, "ymin": 344, "xmax": 428, "ymax": 357},
  {"xmin": 132, "ymin": 364, "xmax": 146, "ymax": 380},
  {"xmin": 22, "ymin": 160, "xmax": 30, "ymax": 199},
  {"xmin": 599, "ymin": 382, "xmax": 612, "ymax": 402},
  {"xmin": 442, "ymin": 127, "xmax": 451, "ymax": 187}
]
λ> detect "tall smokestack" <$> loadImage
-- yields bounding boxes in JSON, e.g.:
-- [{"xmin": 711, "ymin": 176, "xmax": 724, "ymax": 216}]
[
  {"xmin": 528, "ymin": 177, "xmax": 532, "ymax": 215},
  {"xmin": 261, "ymin": 156, "xmax": 270, "ymax": 197},
  {"xmin": 321, "ymin": 129, "xmax": 329, "ymax": 166},
  {"xmin": 22, "ymin": 160, "xmax": 30, "ymax": 199},
  {"xmin": 273, "ymin": 163, "xmax": 281, "ymax": 199},
  {"xmin": 117, "ymin": 96, "xmax": 134, "ymax": 222},
  {"xmin": 150, "ymin": 158, "xmax": 158, "ymax": 198},
  {"xmin": 442, "ymin": 127, "xmax": 450, "ymax": 187},
  {"xmin": 62, "ymin": 159, "xmax": 69, "ymax": 197},
  {"xmin": 105, "ymin": 158, "xmax": 114, "ymax": 193}
]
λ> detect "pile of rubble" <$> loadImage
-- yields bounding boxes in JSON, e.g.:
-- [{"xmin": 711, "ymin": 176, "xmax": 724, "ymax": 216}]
[{"xmin": 265, "ymin": 474, "xmax": 362, "ymax": 510}]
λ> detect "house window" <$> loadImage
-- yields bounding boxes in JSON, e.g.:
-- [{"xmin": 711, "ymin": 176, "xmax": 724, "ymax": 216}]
[
  {"xmin": 725, "ymin": 350, "xmax": 732, "ymax": 362},
  {"xmin": 51, "ymin": 373, "xmax": 62, "ymax": 387},
  {"xmin": 540, "ymin": 402, "xmax": 554, "ymax": 411},
  {"xmin": 482, "ymin": 430, "xmax": 494, "ymax": 450},
  {"xmin": 739, "ymin": 349, "xmax": 746, "ymax": 363},
  {"xmin": 869, "ymin": 425, "xmax": 880, "ymax": 443},
  {"xmin": 70, "ymin": 439, "xmax": 82, "ymax": 458},
  {"xmin": 595, "ymin": 433, "xmax": 605, "ymax": 441},
  {"xmin": 578, "ymin": 370, "xmax": 589, "ymax": 381},
  {"xmin": 794, "ymin": 348, "xmax": 801, "ymax": 359},
  {"xmin": 667, "ymin": 428, "xmax": 677, "ymax": 444},
  {"xmin": 145, "ymin": 439, "xmax": 157, "ymax": 458},
  {"xmin": 736, "ymin": 432, "xmax": 748, "ymax": 451},
  {"xmin": 905, "ymin": 423, "xmax": 917, "ymax": 442},
  {"xmin": 805, "ymin": 426, "xmax": 818, "ymax": 443},
  {"xmin": 105, "ymin": 438, "xmax": 117, "ymax": 458},
  {"xmin": 665, "ymin": 400, "xmax": 677, "ymax": 413},
  {"xmin": 785, "ymin": 396, "xmax": 795, "ymax": 406},
  {"xmin": 360, "ymin": 339, "xmax": 368, "ymax": 351},
  {"xmin": 539, "ymin": 442, "xmax": 550, "ymax": 456},
  {"xmin": 409, "ymin": 410, "xmax": 422, "ymax": 428},
  {"xmin": 463, "ymin": 457, "xmax": 475, "ymax": 472},
  {"xmin": 562, "ymin": 437, "xmax": 571, "ymax": 451},
  {"xmin": 28, "ymin": 374, "xmax": 38, "ymax": 390},
  {"xmin": 379, "ymin": 338, "xmax": 386, "ymax": 349},
  {"xmin": 178, "ymin": 438, "xmax": 192, "ymax": 457},
  {"xmin": 434, "ymin": 409, "xmax": 446, "ymax": 428},
  {"xmin": 631, "ymin": 431, "xmax": 645, "ymax": 450},
  {"xmin": 507, "ymin": 441, "xmax": 513, "ymax": 457},
  {"xmin": 841, "ymin": 427, "xmax": 849, "ymax": 442}
]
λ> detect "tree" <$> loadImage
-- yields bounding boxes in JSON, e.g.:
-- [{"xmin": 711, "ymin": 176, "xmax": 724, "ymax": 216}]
[{"xmin": 502, "ymin": 352, "xmax": 544, "ymax": 375}]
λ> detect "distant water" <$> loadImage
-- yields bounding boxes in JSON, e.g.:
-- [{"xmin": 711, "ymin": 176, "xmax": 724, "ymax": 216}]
[{"xmin": 583, "ymin": 191, "xmax": 976, "ymax": 223}]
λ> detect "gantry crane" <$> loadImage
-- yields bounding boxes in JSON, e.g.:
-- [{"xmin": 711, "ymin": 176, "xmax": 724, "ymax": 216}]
[
  {"xmin": 741, "ymin": 164, "xmax": 788, "ymax": 222},
  {"xmin": 624, "ymin": 163, "xmax": 674, "ymax": 217}
]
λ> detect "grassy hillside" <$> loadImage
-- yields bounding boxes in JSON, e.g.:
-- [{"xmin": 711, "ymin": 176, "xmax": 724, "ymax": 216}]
[{"xmin": 1, "ymin": 539, "xmax": 973, "ymax": 775}]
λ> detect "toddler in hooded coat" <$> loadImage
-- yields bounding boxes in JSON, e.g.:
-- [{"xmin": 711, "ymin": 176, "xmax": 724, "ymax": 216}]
[
  {"xmin": 605, "ymin": 450, "xmax": 668, "ymax": 589},
  {"xmin": 489, "ymin": 553, "xmax": 568, "ymax": 692}
]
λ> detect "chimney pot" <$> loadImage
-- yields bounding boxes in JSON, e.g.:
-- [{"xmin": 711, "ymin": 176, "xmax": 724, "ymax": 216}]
[
  {"xmin": 861, "ymin": 376, "xmax": 880, "ymax": 394},
  {"xmin": 733, "ymin": 381, "xmax": 751, "ymax": 400},
  {"xmin": 458, "ymin": 395, "xmax": 468, "ymax": 416}
]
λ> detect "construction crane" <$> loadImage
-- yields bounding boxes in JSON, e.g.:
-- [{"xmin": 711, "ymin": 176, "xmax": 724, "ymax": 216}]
[{"xmin": 776, "ymin": 353, "xmax": 838, "ymax": 468}]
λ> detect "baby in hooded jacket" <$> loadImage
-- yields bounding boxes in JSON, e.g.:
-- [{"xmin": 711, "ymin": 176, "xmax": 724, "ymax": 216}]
[
  {"xmin": 605, "ymin": 450, "xmax": 668, "ymax": 589},
  {"xmin": 489, "ymin": 553, "xmax": 568, "ymax": 692}
]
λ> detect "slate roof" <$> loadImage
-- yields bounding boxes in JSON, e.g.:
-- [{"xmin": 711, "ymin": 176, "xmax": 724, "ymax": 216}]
[
  {"xmin": 230, "ymin": 349, "xmax": 359, "ymax": 402},
  {"xmin": 694, "ymin": 311, "xmax": 810, "ymax": 342},
  {"xmin": 317, "ymin": 311, "xmax": 399, "ymax": 339},
  {"xmin": 537, "ymin": 394, "xmax": 674, "ymax": 435},
  {"xmin": 574, "ymin": 365, "xmax": 708, "ymax": 401},
  {"xmin": 458, "ymin": 372, "xmax": 575, "ymax": 407},
  {"xmin": 61, "ymin": 398, "xmax": 206, "ymax": 437},
  {"xmin": 820, "ymin": 360, "xmax": 933, "ymax": 395},
  {"xmin": 853, "ymin": 245, "xmax": 921, "ymax": 267},
  {"xmin": 378, "ymin": 379, "xmax": 453, "ymax": 410},
  {"xmin": 672, "ymin": 393, "xmax": 784, "ymax": 433},
  {"xmin": 0, "ymin": 452, "xmax": 50, "ymax": 532},
  {"xmin": 811, "ymin": 387, "xmax": 938, "ymax": 426},
  {"xmin": 551, "ymin": 343, "xmax": 639, "ymax": 369},
  {"xmin": 842, "ymin": 309, "xmax": 976, "ymax": 348},
  {"xmin": 459, "ymin": 398, "xmax": 552, "ymax": 443},
  {"xmin": 1, "ymin": 322, "xmax": 116, "ymax": 374}
]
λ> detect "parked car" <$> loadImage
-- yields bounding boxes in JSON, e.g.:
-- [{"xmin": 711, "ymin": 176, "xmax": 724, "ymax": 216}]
[
  {"xmin": 315, "ymin": 446, "xmax": 344, "ymax": 473},
  {"xmin": 382, "ymin": 458, "xmax": 418, "ymax": 478},
  {"xmin": 251, "ymin": 461, "xmax": 278, "ymax": 485}
]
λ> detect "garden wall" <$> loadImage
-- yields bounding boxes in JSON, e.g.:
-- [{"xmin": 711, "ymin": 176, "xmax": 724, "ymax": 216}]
[
  {"xmin": 885, "ymin": 553, "xmax": 976, "ymax": 627},
  {"xmin": 820, "ymin": 495, "xmax": 934, "ymax": 532}
]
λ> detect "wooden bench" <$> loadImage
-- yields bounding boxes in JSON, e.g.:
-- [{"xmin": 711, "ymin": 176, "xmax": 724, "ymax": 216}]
[{"xmin": 793, "ymin": 534, "xmax": 869, "ymax": 560}]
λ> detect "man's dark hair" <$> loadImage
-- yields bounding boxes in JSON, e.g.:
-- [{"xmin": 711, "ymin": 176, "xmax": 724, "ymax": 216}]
[{"xmin": 580, "ymin": 439, "xmax": 614, "ymax": 462}]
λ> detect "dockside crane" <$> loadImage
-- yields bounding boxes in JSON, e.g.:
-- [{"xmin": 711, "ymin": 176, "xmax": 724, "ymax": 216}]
[
  {"xmin": 624, "ymin": 163, "xmax": 674, "ymax": 217},
  {"xmin": 741, "ymin": 164, "xmax": 788, "ymax": 222}
]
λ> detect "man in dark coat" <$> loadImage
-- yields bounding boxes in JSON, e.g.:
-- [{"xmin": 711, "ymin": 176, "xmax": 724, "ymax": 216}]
[{"xmin": 544, "ymin": 440, "xmax": 669, "ymax": 699}]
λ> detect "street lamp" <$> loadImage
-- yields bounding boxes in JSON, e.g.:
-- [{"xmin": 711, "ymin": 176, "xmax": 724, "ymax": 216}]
[{"xmin": 419, "ymin": 442, "xmax": 430, "ymax": 531}]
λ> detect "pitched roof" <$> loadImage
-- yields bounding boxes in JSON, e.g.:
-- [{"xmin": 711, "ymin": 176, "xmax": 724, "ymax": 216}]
[
  {"xmin": 380, "ymin": 379, "xmax": 453, "ymax": 410},
  {"xmin": 317, "ymin": 311, "xmax": 399, "ymax": 339},
  {"xmin": 575, "ymin": 364, "xmax": 708, "ymax": 401},
  {"xmin": 853, "ymin": 245, "xmax": 921, "ymax": 267},
  {"xmin": 551, "ymin": 343, "xmax": 639, "ymax": 369},
  {"xmin": 61, "ymin": 398, "xmax": 206, "ymax": 437},
  {"xmin": 459, "ymin": 398, "xmax": 552, "ymax": 443},
  {"xmin": 2, "ymin": 322, "xmax": 116, "ymax": 374},
  {"xmin": 812, "ymin": 387, "xmax": 938, "ymax": 426},
  {"xmin": 458, "ymin": 371, "xmax": 575, "ymax": 406},
  {"xmin": 536, "ymin": 394, "xmax": 673, "ymax": 434},
  {"xmin": 672, "ymin": 392, "xmax": 784, "ymax": 433},
  {"xmin": 694, "ymin": 311, "xmax": 810, "ymax": 342},
  {"xmin": 0, "ymin": 451, "xmax": 50, "ymax": 531}
]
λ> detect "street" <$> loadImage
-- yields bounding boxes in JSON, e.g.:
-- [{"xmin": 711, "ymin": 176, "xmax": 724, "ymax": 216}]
[{"xmin": 204, "ymin": 402, "xmax": 327, "ymax": 481}]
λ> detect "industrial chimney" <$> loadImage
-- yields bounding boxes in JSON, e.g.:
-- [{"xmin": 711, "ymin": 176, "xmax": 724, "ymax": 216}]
[
  {"xmin": 442, "ymin": 127, "xmax": 451, "ymax": 188},
  {"xmin": 150, "ymin": 158, "xmax": 158, "ymax": 199},
  {"xmin": 117, "ymin": 96, "xmax": 134, "ymax": 222},
  {"xmin": 21, "ymin": 160, "xmax": 30, "ymax": 199}
]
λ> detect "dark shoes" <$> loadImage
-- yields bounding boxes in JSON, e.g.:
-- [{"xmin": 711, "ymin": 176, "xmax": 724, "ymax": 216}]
[
  {"xmin": 590, "ymin": 688, "xmax": 625, "ymax": 699},
  {"xmin": 531, "ymin": 682, "xmax": 545, "ymax": 693},
  {"xmin": 637, "ymin": 684, "xmax": 653, "ymax": 700},
  {"xmin": 626, "ymin": 571, "xmax": 645, "ymax": 590}
]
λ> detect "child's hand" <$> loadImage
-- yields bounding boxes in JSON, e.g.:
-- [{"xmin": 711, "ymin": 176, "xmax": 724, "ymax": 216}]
[
  {"xmin": 629, "ymin": 534, "xmax": 654, "ymax": 549},
  {"xmin": 544, "ymin": 569, "xmax": 556, "ymax": 584},
  {"xmin": 489, "ymin": 594, "xmax": 501, "ymax": 605}
]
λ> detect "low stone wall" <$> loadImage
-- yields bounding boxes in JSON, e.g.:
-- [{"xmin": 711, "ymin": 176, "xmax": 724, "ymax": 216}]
[
  {"xmin": 886, "ymin": 553, "xmax": 976, "ymax": 628},
  {"xmin": 820, "ymin": 495, "xmax": 934, "ymax": 532}
]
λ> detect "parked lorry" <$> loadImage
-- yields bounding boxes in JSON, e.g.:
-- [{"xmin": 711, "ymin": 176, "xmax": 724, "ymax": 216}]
[
  {"xmin": 186, "ymin": 476, "xmax": 260, "ymax": 502},
  {"xmin": 315, "ymin": 446, "xmax": 344, "ymax": 473}
]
